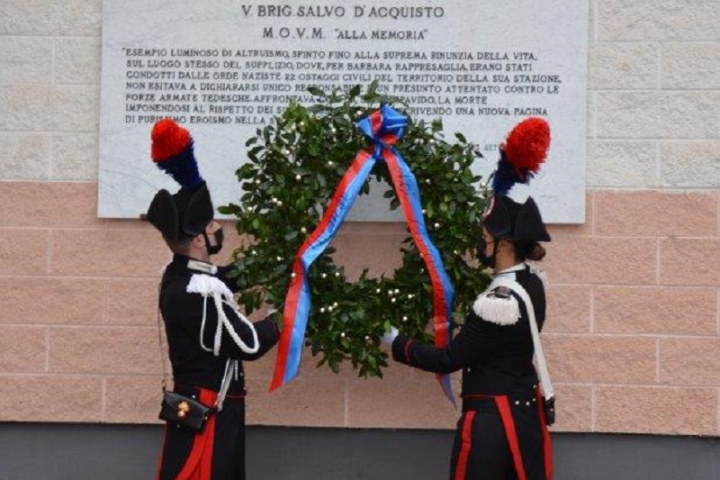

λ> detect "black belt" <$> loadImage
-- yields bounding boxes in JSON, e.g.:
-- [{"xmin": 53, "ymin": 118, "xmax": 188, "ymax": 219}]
[
  {"xmin": 173, "ymin": 384, "xmax": 246, "ymax": 403},
  {"xmin": 462, "ymin": 393, "xmax": 538, "ymax": 412}
]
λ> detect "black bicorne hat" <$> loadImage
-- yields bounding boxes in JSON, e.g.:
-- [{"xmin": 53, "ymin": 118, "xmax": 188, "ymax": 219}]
[
  {"xmin": 482, "ymin": 194, "xmax": 551, "ymax": 243},
  {"xmin": 483, "ymin": 117, "xmax": 552, "ymax": 244},
  {"xmin": 145, "ymin": 119, "xmax": 214, "ymax": 243}
]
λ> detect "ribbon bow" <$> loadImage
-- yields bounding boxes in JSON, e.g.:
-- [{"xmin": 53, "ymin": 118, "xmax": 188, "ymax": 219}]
[{"xmin": 271, "ymin": 105, "xmax": 456, "ymax": 405}]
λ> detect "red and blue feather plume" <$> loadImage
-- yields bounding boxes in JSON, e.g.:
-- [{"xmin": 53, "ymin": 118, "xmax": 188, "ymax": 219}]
[
  {"xmin": 151, "ymin": 118, "xmax": 203, "ymax": 189},
  {"xmin": 491, "ymin": 117, "xmax": 551, "ymax": 196}
]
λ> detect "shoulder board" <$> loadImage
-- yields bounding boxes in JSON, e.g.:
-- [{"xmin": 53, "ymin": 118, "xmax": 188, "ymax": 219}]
[
  {"xmin": 186, "ymin": 273, "xmax": 233, "ymax": 299},
  {"xmin": 489, "ymin": 286, "xmax": 513, "ymax": 299},
  {"xmin": 472, "ymin": 285, "xmax": 520, "ymax": 326}
]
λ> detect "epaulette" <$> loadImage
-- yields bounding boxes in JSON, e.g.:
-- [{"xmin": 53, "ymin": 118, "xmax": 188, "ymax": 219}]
[{"xmin": 472, "ymin": 285, "xmax": 520, "ymax": 325}]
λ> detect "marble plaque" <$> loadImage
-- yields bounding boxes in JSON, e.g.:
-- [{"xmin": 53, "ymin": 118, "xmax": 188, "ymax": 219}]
[{"xmin": 99, "ymin": 0, "xmax": 588, "ymax": 223}]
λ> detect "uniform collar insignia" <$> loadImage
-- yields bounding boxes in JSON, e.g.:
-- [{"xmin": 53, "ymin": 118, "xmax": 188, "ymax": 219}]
[{"xmin": 187, "ymin": 259, "xmax": 218, "ymax": 275}]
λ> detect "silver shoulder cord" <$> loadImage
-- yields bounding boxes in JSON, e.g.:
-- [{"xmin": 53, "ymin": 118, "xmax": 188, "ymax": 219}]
[
  {"xmin": 491, "ymin": 276, "xmax": 554, "ymax": 400},
  {"xmin": 192, "ymin": 277, "xmax": 260, "ymax": 356}
]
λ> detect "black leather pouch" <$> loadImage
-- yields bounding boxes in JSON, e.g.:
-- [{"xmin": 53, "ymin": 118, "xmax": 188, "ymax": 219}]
[{"xmin": 159, "ymin": 391, "xmax": 214, "ymax": 431}]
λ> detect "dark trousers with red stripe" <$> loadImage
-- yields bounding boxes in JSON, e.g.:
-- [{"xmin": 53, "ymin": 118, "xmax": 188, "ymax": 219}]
[
  {"xmin": 157, "ymin": 387, "xmax": 247, "ymax": 480},
  {"xmin": 450, "ymin": 395, "xmax": 551, "ymax": 480}
]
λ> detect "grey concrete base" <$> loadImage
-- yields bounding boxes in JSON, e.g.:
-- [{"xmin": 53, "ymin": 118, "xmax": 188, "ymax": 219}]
[{"xmin": 1, "ymin": 423, "xmax": 719, "ymax": 480}]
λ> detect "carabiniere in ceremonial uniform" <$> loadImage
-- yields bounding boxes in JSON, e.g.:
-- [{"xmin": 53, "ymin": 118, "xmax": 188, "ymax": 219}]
[
  {"xmin": 146, "ymin": 119, "xmax": 279, "ymax": 480},
  {"xmin": 388, "ymin": 118, "xmax": 555, "ymax": 480}
]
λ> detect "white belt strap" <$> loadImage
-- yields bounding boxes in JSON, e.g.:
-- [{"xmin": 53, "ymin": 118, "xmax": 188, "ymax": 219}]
[{"xmin": 492, "ymin": 277, "xmax": 554, "ymax": 400}]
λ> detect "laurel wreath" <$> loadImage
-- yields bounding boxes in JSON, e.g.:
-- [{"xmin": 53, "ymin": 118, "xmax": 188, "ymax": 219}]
[{"xmin": 220, "ymin": 82, "xmax": 491, "ymax": 378}]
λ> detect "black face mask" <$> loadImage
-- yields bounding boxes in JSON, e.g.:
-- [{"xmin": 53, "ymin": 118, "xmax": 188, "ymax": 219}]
[
  {"xmin": 202, "ymin": 227, "xmax": 224, "ymax": 256},
  {"xmin": 476, "ymin": 237, "xmax": 498, "ymax": 269}
]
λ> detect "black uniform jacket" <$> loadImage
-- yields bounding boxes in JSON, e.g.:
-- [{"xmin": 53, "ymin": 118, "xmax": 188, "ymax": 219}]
[
  {"xmin": 392, "ymin": 263, "xmax": 546, "ymax": 398},
  {"xmin": 160, "ymin": 254, "xmax": 279, "ymax": 395}
]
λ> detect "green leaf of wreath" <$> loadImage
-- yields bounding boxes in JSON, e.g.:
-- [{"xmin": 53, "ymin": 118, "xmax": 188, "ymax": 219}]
[{"xmin": 225, "ymin": 84, "xmax": 491, "ymax": 379}]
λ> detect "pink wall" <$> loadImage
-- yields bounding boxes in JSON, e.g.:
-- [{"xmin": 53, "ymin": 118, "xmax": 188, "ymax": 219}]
[{"xmin": 0, "ymin": 183, "xmax": 717, "ymax": 435}]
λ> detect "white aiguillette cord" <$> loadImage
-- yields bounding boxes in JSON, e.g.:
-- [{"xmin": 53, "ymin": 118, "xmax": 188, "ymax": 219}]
[
  {"xmin": 193, "ymin": 277, "xmax": 260, "ymax": 356},
  {"xmin": 491, "ymin": 277, "xmax": 554, "ymax": 400}
]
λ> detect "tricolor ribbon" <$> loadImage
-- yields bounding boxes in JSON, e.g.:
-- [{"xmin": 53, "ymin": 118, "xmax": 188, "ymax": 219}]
[{"xmin": 270, "ymin": 105, "xmax": 456, "ymax": 404}]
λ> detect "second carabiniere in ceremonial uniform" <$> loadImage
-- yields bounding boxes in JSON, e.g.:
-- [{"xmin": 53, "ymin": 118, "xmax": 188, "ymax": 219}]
[
  {"xmin": 386, "ymin": 118, "xmax": 555, "ymax": 480},
  {"xmin": 146, "ymin": 119, "xmax": 280, "ymax": 480}
]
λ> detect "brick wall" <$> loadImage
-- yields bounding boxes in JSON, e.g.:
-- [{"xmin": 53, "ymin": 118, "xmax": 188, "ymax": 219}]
[{"xmin": 0, "ymin": 0, "xmax": 719, "ymax": 435}]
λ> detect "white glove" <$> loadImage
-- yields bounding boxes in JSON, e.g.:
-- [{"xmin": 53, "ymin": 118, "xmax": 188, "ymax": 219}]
[{"xmin": 381, "ymin": 326, "xmax": 399, "ymax": 346}]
